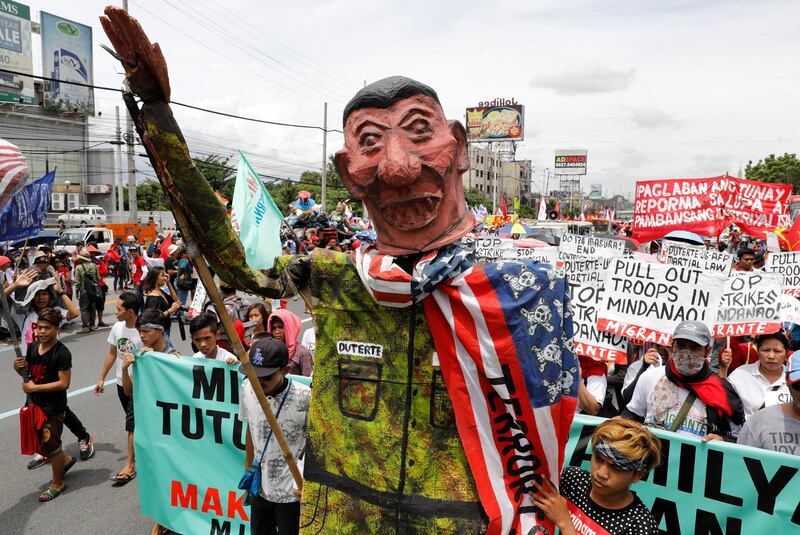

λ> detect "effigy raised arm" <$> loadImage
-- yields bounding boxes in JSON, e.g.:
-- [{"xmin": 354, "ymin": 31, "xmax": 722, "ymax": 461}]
[{"xmin": 100, "ymin": 6, "xmax": 283, "ymax": 297}]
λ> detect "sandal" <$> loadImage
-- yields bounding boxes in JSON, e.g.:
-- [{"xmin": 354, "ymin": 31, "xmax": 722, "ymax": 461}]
[
  {"xmin": 111, "ymin": 471, "xmax": 136, "ymax": 486},
  {"xmin": 39, "ymin": 485, "xmax": 65, "ymax": 502}
]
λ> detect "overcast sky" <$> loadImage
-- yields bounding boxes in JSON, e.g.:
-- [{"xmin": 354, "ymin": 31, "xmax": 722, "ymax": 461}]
[{"xmin": 29, "ymin": 0, "xmax": 800, "ymax": 198}]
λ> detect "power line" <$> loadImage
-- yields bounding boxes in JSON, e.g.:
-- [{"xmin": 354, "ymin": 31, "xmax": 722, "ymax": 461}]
[{"xmin": 0, "ymin": 68, "xmax": 343, "ymax": 133}]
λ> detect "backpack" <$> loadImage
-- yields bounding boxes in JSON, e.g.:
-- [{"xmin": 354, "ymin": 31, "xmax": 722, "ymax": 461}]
[
  {"xmin": 175, "ymin": 258, "xmax": 196, "ymax": 291},
  {"xmin": 80, "ymin": 264, "xmax": 102, "ymax": 303}
]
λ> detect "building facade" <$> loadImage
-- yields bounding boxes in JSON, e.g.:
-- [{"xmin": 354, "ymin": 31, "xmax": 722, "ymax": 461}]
[{"xmin": 463, "ymin": 145, "xmax": 532, "ymax": 204}]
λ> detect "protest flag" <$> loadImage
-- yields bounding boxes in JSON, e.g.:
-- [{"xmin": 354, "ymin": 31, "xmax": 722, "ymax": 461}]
[
  {"xmin": 554, "ymin": 199, "xmax": 561, "ymax": 217},
  {"xmin": 501, "ymin": 194, "xmax": 507, "ymax": 217},
  {"xmin": 231, "ymin": 152, "xmax": 284, "ymax": 269},
  {"xmin": 513, "ymin": 197, "xmax": 520, "ymax": 212},
  {"xmin": 0, "ymin": 138, "xmax": 30, "ymax": 211},
  {"xmin": 0, "ymin": 170, "xmax": 55, "ymax": 242},
  {"xmin": 159, "ymin": 232, "xmax": 173, "ymax": 259},
  {"xmin": 537, "ymin": 198, "xmax": 547, "ymax": 221}
]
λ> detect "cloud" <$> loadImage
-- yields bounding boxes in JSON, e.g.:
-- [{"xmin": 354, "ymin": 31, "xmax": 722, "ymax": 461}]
[
  {"xmin": 630, "ymin": 108, "xmax": 681, "ymax": 128},
  {"xmin": 690, "ymin": 153, "xmax": 734, "ymax": 176},
  {"xmin": 530, "ymin": 64, "xmax": 635, "ymax": 95}
]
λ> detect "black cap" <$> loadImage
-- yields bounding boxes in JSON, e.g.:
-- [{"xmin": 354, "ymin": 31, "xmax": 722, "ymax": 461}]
[{"xmin": 242, "ymin": 337, "xmax": 288, "ymax": 377}]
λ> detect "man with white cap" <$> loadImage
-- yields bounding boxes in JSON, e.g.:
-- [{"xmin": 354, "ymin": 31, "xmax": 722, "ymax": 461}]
[
  {"xmin": 623, "ymin": 320, "xmax": 744, "ymax": 441},
  {"xmin": 239, "ymin": 336, "xmax": 310, "ymax": 535}
]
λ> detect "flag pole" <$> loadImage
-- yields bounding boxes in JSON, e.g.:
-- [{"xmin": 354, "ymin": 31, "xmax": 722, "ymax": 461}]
[{"xmin": 121, "ymin": 92, "xmax": 304, "ymax": 491}]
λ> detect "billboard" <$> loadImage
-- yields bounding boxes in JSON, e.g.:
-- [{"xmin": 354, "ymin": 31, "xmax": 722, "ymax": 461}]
[
  {"xmin": 554, "ymin": 149, "xmax": 587, "ymax": 175},
  {"xmin": 40, "ymin": 11, "xmax": 94, "ymax": 115},
  {"xmin": 0, "ymin": 0, "xmax": 34, "ymax": 104},
  {"xmin": 588, "ymin": 183, "xmax": 602, "ymax": 200},
  {"xmin": 466, "ymin": 104, "xmax": 524, "ymax": 142}
]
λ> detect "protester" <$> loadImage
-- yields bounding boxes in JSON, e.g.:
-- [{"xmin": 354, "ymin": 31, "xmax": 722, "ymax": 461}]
[
  {"xmin": 164, "ymin": 243, "xmax": 181, "ymax": 285},
  {"xmin": 221, "ymin": 283, "xmax": 248, "ymax": 321},
  {"xmin": 189, "ymin": 313, "xmax": 237, "ymax": 364},
  {"xmin": 174, "ymin": 250, "xmax": 195, "ymax": 312},
  {"xmin": 268, "ymin": 309, "xmax": 313, "ymax": 376},
  {"xmin": 735, "ymin": 248, "xmax": 756, "ymax": 272},
  {"xmin": 623, "ymin": 320, "xmax": 745, "ymax": 440},
  {"xmin": 246, "ymin": 302, "xmax": 271, "ymax": 344},
  {"xmin": 94, "ymin": 292, "xmax": 141, "ymax": 485},
  {"xmin": 6, "ymin": 274, "xmax": 94, "ymax": 468},
  {"xmin": 141, "ymin": 266, "xmax": 181, "ymax": 336},
  {"xmin": 530, "ymin": 418, "xmax": 661, "ymax": 534},
  {"xmin": 13, "ymin": 308, "xmax": 79, "ymax": 501},
  {"xmin": 239, "ymin": 337, "xmax": 310, "ymax": 535},
  {"xmin": 737, "ymin": 352, "xmax": 800, "ymax": 454},
  {"xmin": 74, "ymin": 253, "xmax": 101, "ymax": 333},
  {"xmin": 577, "ymin": 356, "xmax": 607, "ymax": 415},
  {"xmin": 93, "ymin": 250, "xmax": 110, "ymax": 328},
  {"xmin": 724, "ymin": 333, "xmax": 791, "ymax": 420},
  {"xmin": 129, "ymin": 246, "xmax": 147, "ymax": 288},
  {"xmin": 53, "ymin": 253, "xmax": 72, "ymax": 299}
]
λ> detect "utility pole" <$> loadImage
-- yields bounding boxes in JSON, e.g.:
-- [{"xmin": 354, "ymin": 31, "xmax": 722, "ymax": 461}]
[
  {"xmin": 321, "ymin": 102, "xmax": 327, "ymax": 212},
  {"xmin": 123, "ymin": 0, "xmax": 137, "ymax": 223},
  {"xmin": 115, "ymin": 106, "xmax": 124, "ymax": 215}
]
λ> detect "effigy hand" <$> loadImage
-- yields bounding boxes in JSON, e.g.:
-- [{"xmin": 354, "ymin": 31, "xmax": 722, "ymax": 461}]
[{"xmin": 99, "ymin": 6, "xmax": 171, "ymax": 103}]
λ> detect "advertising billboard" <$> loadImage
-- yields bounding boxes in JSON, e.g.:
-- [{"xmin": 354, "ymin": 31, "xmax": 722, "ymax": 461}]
[
  {"xmin": 40, "ymin": 11, "xmax": 94, "ymax": 115},
  {"xmin": 466, "ymin": 102, "xmax": 524, "ymax": 143},
  {"xmin": 588, "ymin": 183, "xmax": 603, "ymax": 200},
  {"xmin": 0, "ymin": 0, "xmax": 34, "ymax": 104},
  {"xmin": 554, "ymin": 149, "xmax": 587, "ymax": 175}
]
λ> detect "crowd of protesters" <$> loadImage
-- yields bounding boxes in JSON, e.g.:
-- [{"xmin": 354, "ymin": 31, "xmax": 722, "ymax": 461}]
[{"xmin": 10, "ymin": 223, "xmax": 800, "ymax": 534}]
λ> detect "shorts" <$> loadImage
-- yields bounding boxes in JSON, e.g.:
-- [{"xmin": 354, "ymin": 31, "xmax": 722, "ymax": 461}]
[
  {"xmin": 116, "ymin": 384, "xmax": 135, "ymax": 433},
  {"xmin": 38, "ymin": 413, "xmax": 65, "ymax": 457}
]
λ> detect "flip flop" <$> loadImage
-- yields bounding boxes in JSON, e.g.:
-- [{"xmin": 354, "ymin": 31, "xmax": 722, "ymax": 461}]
[
  {"xmin": 112, "ymin": 471, "xmax": 136, "ymax": 486},
  {"xmin": 39, "ymin": 485, "xmax": 65, "ymax": 502},
  {"xmin": 63, "ymin": 456, "xmax": 77, "ymax": 477}
]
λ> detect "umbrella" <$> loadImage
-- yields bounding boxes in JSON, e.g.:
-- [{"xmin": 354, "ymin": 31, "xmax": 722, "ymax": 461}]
[
  {"xmin": 513, "ymin": 238, "xmax": 550, "ymax": 248},
  {"xmin": 663, "ymin": 230, "xmax": 705, "ymax": 246},
  {"xmin": 499, "ymin": 222, "xmax": 534, "ymax": 235},
  {"xmin": 594, "ymin": 233, "xmax": 640, "ymax": 251},
  {"xmin": 526, "ymin": 231, "xmax": 560, "ymax": 246}
]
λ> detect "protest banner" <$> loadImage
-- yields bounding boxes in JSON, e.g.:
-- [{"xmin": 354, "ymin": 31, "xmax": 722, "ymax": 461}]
[
  {"xmin": 0, "ymin": 170, "xmax": 55, "ymax": 241},
  {"xmin": 765, "ymin": 251, "xmax": 800, "ymax": 298},
  {"xmin": 632, "ymin": 174, "xmax": 791, "ymax": 242},
  {"xmin": 713, "ymin": 272, "xmax": 783, "ymax": 337},
  {"xmin": 780, "ymin": 294, "xmax": 800, "ymax": 326},
  {"xmin": 501, "ymin": 245, "xmax": 558, "ymax": 263},
  {"xmin": 565, "ymin": 414, "xmax": 800, "ymax": 535},
  {"xmin": 658, "ymin": 240, "xmax": 733, "ymax": 274},
  {"xmin": 471, "ymin": 238, "xmax": 558, "ymax": 263},
  {"xmin": 559, "ymin": 233, "xmax": 626, "ymax": 258},
  {"xmin": 598, "ymin": 259, "xmax": 725, "ymax": 345},
  {"xmin": 570, "ymin": 283, "xmax": 628, "ymax": 363},
  {"xmin": 482, "ymin": 214, "xmax": 518, "ymax": 227},
  {"xmin": 133, "ymin": 352, "xmax": 250, "ymax": 535},
  {"xmin": 555, "ymin": 253, "xmax": 611, "ymax": 290}
]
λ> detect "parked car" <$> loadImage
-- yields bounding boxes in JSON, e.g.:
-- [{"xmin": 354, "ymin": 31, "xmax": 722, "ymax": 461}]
[
  {"xmin": 57, "ymin": 205, "xmax": 107, "ymax": 227},
  {"xmin": 54, "ymin": 227, "xmax": 115, "ymax": 254}
]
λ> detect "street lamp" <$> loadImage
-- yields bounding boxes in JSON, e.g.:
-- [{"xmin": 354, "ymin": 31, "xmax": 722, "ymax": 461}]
[{"xmin": 64, "ymin": 181, "xmax": 71, "ymax": 227}]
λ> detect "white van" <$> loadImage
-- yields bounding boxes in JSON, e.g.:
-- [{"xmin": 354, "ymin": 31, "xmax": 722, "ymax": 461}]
[
  {"xmin": 57, "ymin": 205, "xmax": 107, "ymax": 227},
  {"xmin": 54, "ymin": 227, "xmax": 115, "ymax": 254}
]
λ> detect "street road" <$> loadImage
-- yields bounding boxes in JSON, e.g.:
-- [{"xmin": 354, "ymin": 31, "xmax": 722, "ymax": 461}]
[{"xmin": 0, "ymin": 292, "xmax": 311, "ymax": 533}]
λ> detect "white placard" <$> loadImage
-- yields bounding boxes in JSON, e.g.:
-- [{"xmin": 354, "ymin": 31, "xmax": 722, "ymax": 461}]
[
  {"xmin": 658, "ymin": 240, "xmax": 733, "ymax": 274},
  {"xmin": 559, "ymin": 233, "xmax": 626, "ymax": 258},
  {"xmin": 713, "ymin": 272, "xmax": 783, "ymax": 337}
]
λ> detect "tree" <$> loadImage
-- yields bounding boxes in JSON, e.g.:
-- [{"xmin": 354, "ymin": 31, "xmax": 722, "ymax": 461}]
[
  {"xmin": 464, "ymin": 187, "xmax": 491, "ymax": 209},
  {"xmin": 120, "ymin": 180, "xmax": 170, "ymax": 211},
  {"xmin": 194, "ymin": 154, "xmax": 235, "ymax": 200},
  {"xmin": 745, "ymin": 153, "xmax": 800, "ymax": 193}
]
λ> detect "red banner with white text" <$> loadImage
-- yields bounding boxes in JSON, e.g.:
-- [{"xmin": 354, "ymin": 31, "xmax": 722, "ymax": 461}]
[{"xmin": 632, "ymin": 175, "xmax": 791, "ymax": 242}]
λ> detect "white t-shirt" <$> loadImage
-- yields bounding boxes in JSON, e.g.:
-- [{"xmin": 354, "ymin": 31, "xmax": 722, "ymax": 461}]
[
  {"xmin": 107, "ymin": 321, "xmax": 143, "ymax": 386},
  {"xmin": 191, "ymin": 345, "xmax": 236, "ymax": 363},
  {"xmin": 622, "ymin": 356, "xmax": 663, "ymax": 391},
  {"xmin": 577, "ymin": 375, "xmax": 607, "ymax": 414},
  {"xmin": 728, "ymin": 362, "xmax": 789, "ymax": 420},
  {"xmin": 301, "ymin": 328, "xmax": 316, "ymax": 357},
  {"xmin": 238, "ymin": 378, "xmax": 310, "ymax": 503},
  {"xmin": 626, "ymin": 366, "xmax": 709, "ymax": 437},
  {"xmin": 19, "ymin": 306, "xmax": 68, "ymax": 355}
]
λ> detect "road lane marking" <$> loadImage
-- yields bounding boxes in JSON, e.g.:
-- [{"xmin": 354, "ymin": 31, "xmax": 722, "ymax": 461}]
[{"xmin": 0, "ymin": 378, "xmax": 116, "ymax": 421}]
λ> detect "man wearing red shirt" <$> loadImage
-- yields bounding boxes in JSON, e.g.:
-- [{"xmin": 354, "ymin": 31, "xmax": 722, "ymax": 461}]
[{"xmin": 129, "ymin": 247, "xmax": 147, "ymax": 286}]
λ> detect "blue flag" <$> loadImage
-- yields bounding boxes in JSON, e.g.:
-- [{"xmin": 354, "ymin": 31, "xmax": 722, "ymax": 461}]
[
  {"xmin": 0, "ymin": 170, "xmax": 56, "ymax": 241},
  {"xmin": 231, "ymin": 153, "xmax": 284, "ymax": 269}
]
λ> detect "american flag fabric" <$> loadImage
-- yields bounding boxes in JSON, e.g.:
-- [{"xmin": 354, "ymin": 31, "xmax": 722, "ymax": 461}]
[
  {"xmin": 354, "ymin": 244, "xmax": 579, "ymax": 535},
  {"xmin": 0, "ymin": 139, "xmax": 29, "ymax": 211}
]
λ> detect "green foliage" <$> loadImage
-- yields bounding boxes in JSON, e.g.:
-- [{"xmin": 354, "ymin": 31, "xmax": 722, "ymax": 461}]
[
  {"xmin": 463, "ymin": 187, "xmax": 491, "ymax": 208},
  {"xmin": 745, "ymin": 153, "xmax": 800, "ymax": 193},
  {"xmin": 120, "ymin": 179, "xmax": 170, "ymax": 211},
  {"xmin": 193, "ymin": 154, "xmax": 235, "ymax": 200}
]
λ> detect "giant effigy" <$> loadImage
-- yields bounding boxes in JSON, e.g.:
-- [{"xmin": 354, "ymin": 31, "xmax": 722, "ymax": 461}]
[{"xmin": 100, "ymin": 7, "xmax": 579, "ymax": 534}]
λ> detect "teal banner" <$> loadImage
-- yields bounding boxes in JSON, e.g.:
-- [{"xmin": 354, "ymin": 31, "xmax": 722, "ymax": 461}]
[
  {"xmin": 566, "ymin": 414, "xmax": 800, "ymax": 534},
  {"xmin": 133, "ymin": 352, "xmax": 250, "ymax": 535}
]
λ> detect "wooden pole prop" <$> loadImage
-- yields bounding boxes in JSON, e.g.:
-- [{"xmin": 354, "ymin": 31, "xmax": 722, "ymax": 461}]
[{"xmin": 121, "ymin": 92, "xmax": 303, "ymax": 491}]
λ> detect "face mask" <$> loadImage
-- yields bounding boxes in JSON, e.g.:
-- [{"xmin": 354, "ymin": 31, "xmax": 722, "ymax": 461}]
[{"xmin": 673, "ymin": 349, "xmax": 706, "ymax": 376}]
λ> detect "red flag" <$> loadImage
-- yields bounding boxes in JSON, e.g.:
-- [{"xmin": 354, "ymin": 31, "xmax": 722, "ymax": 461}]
[
  {"xmin": 159, "ymin": 233, "xmax": 173, "ymax": 259},
  {"xmin": 554, "ymin": 200, "xmax": 561, "ymax": 218},
  {"xmin": 501, "ymin": 194, "xmax": 508, "ymax": 217}
]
